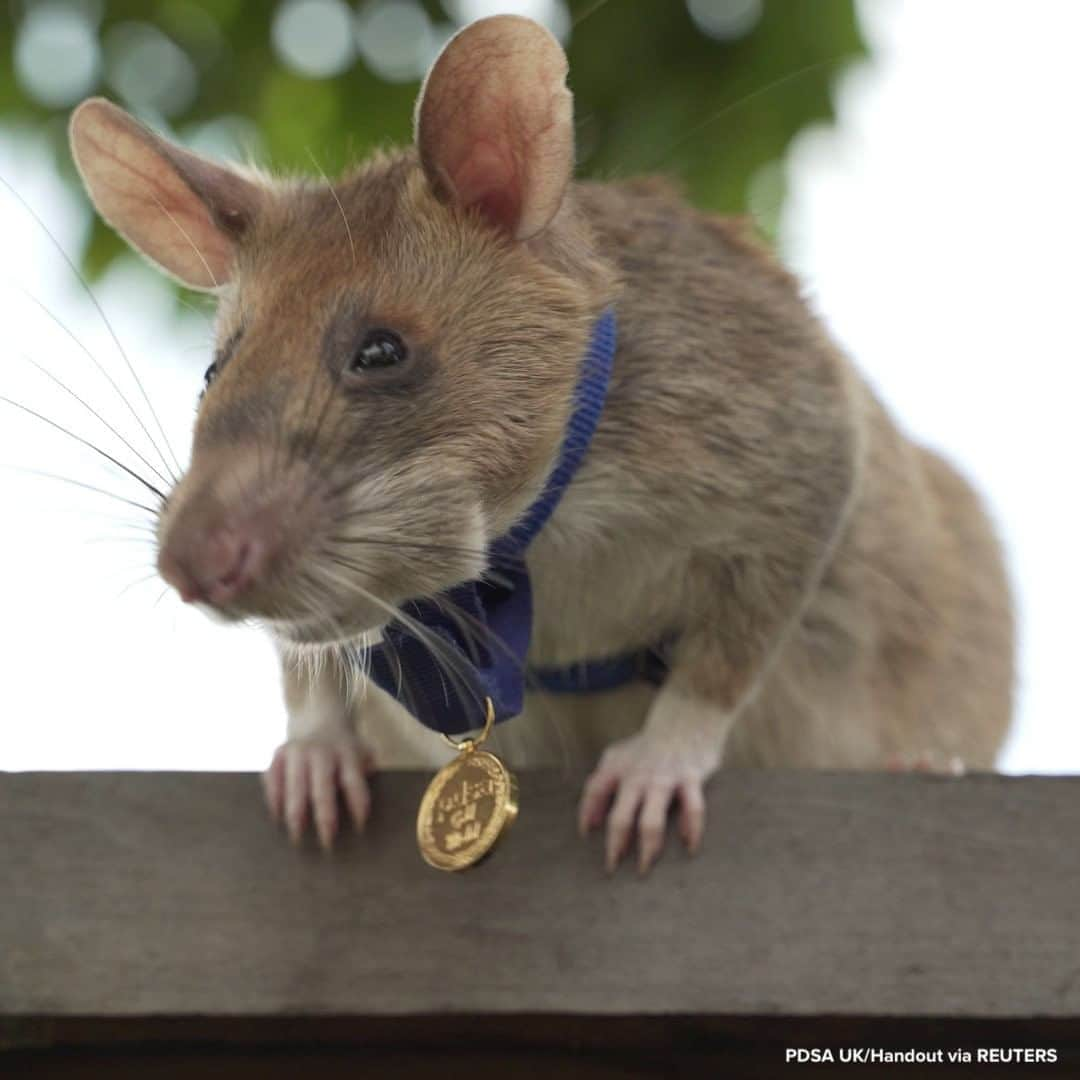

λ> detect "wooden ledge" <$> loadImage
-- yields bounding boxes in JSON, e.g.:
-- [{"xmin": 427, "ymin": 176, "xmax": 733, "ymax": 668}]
[{"xmin": 2, "ymin": 770, "xmax": 1079, "ymax": 1072}]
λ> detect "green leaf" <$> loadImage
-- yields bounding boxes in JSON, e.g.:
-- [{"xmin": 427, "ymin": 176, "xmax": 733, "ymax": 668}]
[{"xmin": 0, "ymin": 0, "xmax": 865, "ymax": 279}]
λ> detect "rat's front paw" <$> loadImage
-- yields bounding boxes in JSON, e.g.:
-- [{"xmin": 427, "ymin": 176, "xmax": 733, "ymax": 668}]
[
  {"xmin": 578, "ymin": 732, "xmax": 715, "ymax": 875},
  {"xmin": 262, "ymin": 731, "xmax": 375, "ymax": 850},
  {"xmin": 886, "ymin": 751, "xmax": 965, "ymax": 775}
]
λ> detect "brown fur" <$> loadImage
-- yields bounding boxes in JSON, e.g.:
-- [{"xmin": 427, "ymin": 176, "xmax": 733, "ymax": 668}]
[
  {"xmin": 69, "ymin": 15, "xmax": 1014, "ymax": 866},
  {"xmin": 477, "ymin": 179, "xmax": 1013, "ymax": 773}
]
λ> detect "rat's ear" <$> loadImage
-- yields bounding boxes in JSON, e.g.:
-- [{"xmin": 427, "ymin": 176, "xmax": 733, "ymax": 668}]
[
  {"xmin": 414, "ymin": 15, "xmax": 573, "ymax": 241},
  {"xmin": 69, "ymin": 98, "xmax": 262, "ymax": 291}
]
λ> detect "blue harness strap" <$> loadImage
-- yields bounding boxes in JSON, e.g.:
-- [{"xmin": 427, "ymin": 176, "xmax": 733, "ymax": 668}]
[
  {"xmin": 365, "ymin": 308, "xmax": 670, "ymax": 735},
  {"xmin": 528, "ymin": 644, "xmax": 671, "ymax": 694}
]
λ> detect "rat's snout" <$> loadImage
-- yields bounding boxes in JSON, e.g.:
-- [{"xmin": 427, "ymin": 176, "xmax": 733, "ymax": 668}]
[
  {"xmin": 158, "ymin": 525, "xmax": 269, "ymax": 606},
  {"xmin": 156, "ymin": 448, "xmax": 316, "ymax": 615}
]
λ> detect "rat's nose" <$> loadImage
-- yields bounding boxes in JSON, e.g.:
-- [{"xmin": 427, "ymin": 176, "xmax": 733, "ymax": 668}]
[{"xmin": 158, "ymin": 526, "xmax": 269, "ymax": 606}]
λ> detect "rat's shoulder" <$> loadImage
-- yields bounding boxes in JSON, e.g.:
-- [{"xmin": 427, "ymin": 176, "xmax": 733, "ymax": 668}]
[
  {"xmin": 571, "ymin": 174, "xmax": 804, "ymax": 320},
  {"xmin": 575, "ymin": 175, "xmax": 743, "ymax": 241}
]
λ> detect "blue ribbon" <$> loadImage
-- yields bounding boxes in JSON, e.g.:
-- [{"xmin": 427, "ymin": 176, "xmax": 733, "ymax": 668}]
[{"xmin": 366, "ymin": 309, "xmax": 665, "ymax": 735}]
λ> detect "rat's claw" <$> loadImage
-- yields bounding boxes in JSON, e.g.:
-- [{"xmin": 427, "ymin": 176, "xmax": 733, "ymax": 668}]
[
  {"xmin": 637, "ymin": 784, "xmax": 674, "ymax": 874},
  {"xmin": 309, "ymin": 747, "xmax": 338, "ymax": 851},
  {"xmin": 578, "ymin": 769, "xmax": 619, "ymax": 837},
  {"xmin": 604, "ymin": 779, "xmax": 643, "ymax": 873},
  {"xmin": 262, "ymin": 732, "xmax": 374, "ymax": 849},
  {"xmin": 886, "ymin": 751, "xmax": 966, "ymax": 776},
  {"xmin": 677, "ymin": 779, "xmax": 706, "ymax": 855},
  {"xmin": 284, "ymin": 747, "xmax": 310, "ymax": 845},
  {"xmin": 582, "ymin": 732, "xmax": 713, "ymax": 874},
  {"xmin": 339, "ymin": 750, "xmax": 373, "ymax": 831},
  {"xmin": 262, "ymin": 747, "xmax": 286, "ymax": 822}
]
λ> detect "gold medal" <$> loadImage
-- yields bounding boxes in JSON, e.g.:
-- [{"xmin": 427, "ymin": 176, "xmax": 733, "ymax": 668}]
[{"xmin": 416, "ymin": 698, "xmax": 518, "ymax": 871}]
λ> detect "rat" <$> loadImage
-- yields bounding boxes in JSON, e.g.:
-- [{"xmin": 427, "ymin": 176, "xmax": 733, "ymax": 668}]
[{"xmin": 67, "ymin": 14, "xmax": 1014, "ymax": 873}]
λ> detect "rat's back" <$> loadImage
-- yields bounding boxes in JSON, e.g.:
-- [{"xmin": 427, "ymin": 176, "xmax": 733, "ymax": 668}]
[{"xmin": 553, "ymin": 176, "xmax": 1015, "ymax": 771}]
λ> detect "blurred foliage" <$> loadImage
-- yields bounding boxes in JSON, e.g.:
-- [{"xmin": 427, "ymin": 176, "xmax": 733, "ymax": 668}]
[{"xmin": 0, "ymin": 0, "xmax": 864, "ymax": 287}]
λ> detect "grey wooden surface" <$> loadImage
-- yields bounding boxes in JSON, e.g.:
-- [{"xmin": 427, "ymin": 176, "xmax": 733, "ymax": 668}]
[{"xmin": 1, "ymin": 769, "xmax": 1078, "ymax": 1020}]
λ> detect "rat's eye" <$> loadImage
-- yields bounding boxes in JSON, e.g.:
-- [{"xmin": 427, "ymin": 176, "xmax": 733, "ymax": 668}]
[
  {"xmin": 201, "ymin": 328, "xmax": 243, "ymax": 398},
  {"xmin": 350, "ymin": 329, "xmax": 407, "ymax": 372}
]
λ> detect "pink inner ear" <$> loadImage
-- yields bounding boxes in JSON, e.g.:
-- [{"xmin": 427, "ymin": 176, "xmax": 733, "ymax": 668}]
[
  {"xmin": 452, "ymin": 141, "xmax": 522, "ymax": 235},
  {"xmin": 70, "ymin": 98, "xmax": 259, "ymax": 291},
  {"xmin": 415, "ymin": 15, "xmax": 573, "ymax": 240}
]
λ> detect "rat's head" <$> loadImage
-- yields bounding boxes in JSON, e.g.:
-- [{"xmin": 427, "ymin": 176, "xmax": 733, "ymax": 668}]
[{"xmin": 69, "ymin": 16, "xmax": 613, "ymax": 646}]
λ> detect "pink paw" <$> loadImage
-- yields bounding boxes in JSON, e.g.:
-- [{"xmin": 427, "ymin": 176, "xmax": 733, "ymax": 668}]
[
  {"xmin": 578, "ymin": 732, "xmax": 713, "ymax": 875},
  {"xmin": 262, "ymin": 732, "xmax": 375, "ymax": 850}
]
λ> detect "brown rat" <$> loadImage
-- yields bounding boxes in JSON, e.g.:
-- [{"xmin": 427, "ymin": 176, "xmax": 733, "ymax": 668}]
[{"xmin": 68, "ymin": 14, "xmax": 1013, "ymax": 873}]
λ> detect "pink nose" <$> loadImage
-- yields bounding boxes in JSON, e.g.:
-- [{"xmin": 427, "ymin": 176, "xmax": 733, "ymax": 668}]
[{"xmin": 159, "ymin": 527, "xmax": 267, "ymax": 606}]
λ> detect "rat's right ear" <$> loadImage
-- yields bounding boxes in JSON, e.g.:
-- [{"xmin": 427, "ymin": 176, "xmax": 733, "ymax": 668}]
[
  {"xmin": 69, "ymin": 98, "xmax": 262, "ymax": 291},
  {"xmin": 414, "ymin": 15, "xmax": 574, "ymax": 241}
]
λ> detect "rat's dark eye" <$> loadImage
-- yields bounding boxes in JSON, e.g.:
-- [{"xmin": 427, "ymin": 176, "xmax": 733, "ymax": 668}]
[
  {"xmin": 201, "ymin": 327, "xmax": 243, "ymax": 399},
  {"xmin": 350, "ymin": 329, "xmax": 407, "ymax": 372}
]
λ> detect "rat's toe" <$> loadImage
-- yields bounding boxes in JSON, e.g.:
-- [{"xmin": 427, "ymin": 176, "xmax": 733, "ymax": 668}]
[
  {"xmin": 262, "ymin": 748, "xmax": 287, "ymax": 822},
  {"xmin": 604, "ymin": 781, "xmax": 643, "ymax": 873},
  {"xmin": 578, "ymin": 768, "xmax": 617, "ymax": 837},
  {"xmin": 636, "ymin": 783, "xmax": 673, "ymax": 874},
  {"xmin": 677, "ymin": 779, "xmax": 706, "ymax": 854},
  {"xmin": 339, "ymin": 754, "xmax": 372, "ymax": 830},
  {"xmin": 284, "ymin": 748, "xmax": 310, "ymax": 845},
  {"xmin": 310, "ymin": 748, "xmax": 339, "ymax": 851}
]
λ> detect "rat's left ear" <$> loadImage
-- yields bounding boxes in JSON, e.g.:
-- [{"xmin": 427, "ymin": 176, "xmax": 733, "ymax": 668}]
[{"xmin": 414, "ymin": 14, "xmax": 573, "ymax": 241}]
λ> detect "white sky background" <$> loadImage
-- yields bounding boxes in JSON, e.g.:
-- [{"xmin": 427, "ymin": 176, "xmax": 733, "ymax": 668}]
[{"xmin": 0, "ymin": 0, "xmax": 1076, "ymax": 772}]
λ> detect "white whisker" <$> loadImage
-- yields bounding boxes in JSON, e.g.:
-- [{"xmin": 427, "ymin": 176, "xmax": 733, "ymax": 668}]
[
  {"xmin": 307, "ymin": 147, "xmax": 356, "ymax": 269},
  {"xmin": 149, "ymin": 193, "xmax": 219, "ymax": 290}
]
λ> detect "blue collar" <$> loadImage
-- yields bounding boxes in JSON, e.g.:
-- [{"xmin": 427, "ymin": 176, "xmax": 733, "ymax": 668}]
[
  {"xmin": 493, "ymin": 307, "xmax": 617, "ymax": 552},
  {"xmin": 366, "ymin": 308, "xmax": 667, "ymax": 735}
]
